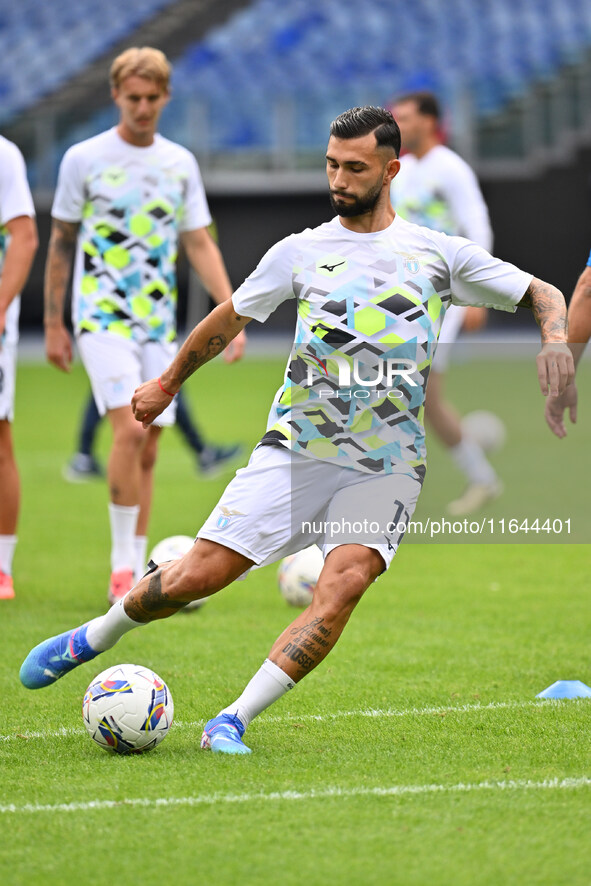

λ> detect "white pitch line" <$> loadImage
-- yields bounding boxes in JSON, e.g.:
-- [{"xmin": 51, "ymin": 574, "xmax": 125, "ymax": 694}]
[
  {"xmin": 0, "ymin": 725, "xmax": 86, "ymax": 742},
  {"xmin": 174, "ymin": 698, "xmax": 580, "ymax": 731},
  {"xmin": 257, "ymin": 697, "xmax": 580, "ymax": 724},
  {"xmin": 1, "ymin": 776, "xmax": 590, "ymax": 815},
  {"xmin": 0, "ymin": 698, "xmax": 583, "ymax": 744}
]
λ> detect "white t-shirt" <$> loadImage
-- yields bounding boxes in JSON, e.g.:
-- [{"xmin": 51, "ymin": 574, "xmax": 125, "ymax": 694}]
[
  {"xmin": 233, "ymin": 214, "xmax": 531, "ymax": 476},
  {"xmin": 52, "ymin": 128, "xmax": 211, "ymax": 343},
  {"xmin": 0, "ymin": 136, "xmax": 36, "ymax": 344},
  {"xmin": 390, "ymin": 144, "xmax": 493, "ymax": 250}
]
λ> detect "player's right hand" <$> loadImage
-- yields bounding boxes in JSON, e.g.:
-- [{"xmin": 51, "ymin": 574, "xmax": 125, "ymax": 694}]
[
  {"xmin": 45, "ymin": 325, "xmax": 72, "ymax": 372},
  {"xmin": 544, "ymin": 382, "xmax": 577, "ymax": 438},
  {"xmin": 131, "ymin": 378, "xmax": 171, "ymax": 429}
]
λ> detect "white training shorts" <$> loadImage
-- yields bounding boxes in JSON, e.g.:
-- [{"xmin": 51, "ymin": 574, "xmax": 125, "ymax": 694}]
[
  {"xmin": 0, "ymin": 296, "xmax": 21, "ymax": 422},
  {"xmin": 198, "ymin": 445, "xmax": 423, "ymax": 572},
  {"xmin": 0, "ymin": 341, "xmax": 17, "ymax": 422},
  {"xmin": 76, "ymin": 331, "xmax": 178, "ymax": 427},
  {"xmin": 431, "ymin": 304, "xmax": 467, "ymax": 373}
]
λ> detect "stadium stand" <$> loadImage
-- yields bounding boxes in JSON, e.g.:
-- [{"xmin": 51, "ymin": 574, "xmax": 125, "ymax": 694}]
[
  {"xmin": 166, "ymin": 0, "xmax": 591, "ymax": 153},
  {"xmin": 0, "ymin": 0, "xmax": 176, "ymax": 123},
  {"xmin": 3, "ymin": 0, "xmax": 591, "ymax": 182}
]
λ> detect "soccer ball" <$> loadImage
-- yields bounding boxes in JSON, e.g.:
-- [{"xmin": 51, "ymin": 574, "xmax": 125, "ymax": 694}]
[
  {"xmin": 83, "ymin": 663, "xmax": 174, "ymax": 755},
  {"xmin": 461, "ymin": 410, "xmax": 506, "ymax": 454},
  {"xmin": 277, "ymin": 545, "xmax": 324, "ymax": 607},
  {"xmin": 149, "ymin": 534, "xmax": 195, "ymax": 564},
  {"xmin": 149, "ymin": 534, "xmax": 205, "ymax": 611}
]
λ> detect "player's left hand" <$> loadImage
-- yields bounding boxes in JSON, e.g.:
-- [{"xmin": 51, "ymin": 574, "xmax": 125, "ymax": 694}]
[
  {"xmin": 544, "ymin": 382, "xmax": 577, "ymax": 438},
  {"xmin": 536, "ymin": 342, "xmax": 575, "ymax": 397},
  {"xmin": 131, "ymin": 378, "xmax": 173, "ymax": 429},
  {"xmin": 223, "ymin": 328, "xmax": 247, "ymax": 363}
]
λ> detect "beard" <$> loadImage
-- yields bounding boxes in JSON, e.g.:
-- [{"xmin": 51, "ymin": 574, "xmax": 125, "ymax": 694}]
[{"xmin": 329, "ymin": 180, "xmax": 382, "ymax": 217}]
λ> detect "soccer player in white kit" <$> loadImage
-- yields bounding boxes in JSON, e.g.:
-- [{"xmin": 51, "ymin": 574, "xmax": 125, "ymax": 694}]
[
  {"xmin": 390, "ymin": 92, "xmax": 500, "ymax": 516},
  {"xmin": 43, "ymin": 47, "xmax": 244, "ymax": 605},
  {"xmin": 0, "ymin": 137, "xmax": 38, "ymax": 599},
  {"xmin": 21, "ymin": 108, "xmax": 574, "ymax": 755}
]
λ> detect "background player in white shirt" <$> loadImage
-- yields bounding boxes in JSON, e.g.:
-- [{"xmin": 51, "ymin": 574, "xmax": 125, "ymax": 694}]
[
  {"xmin": 21, "ymin": 108, "xmax": 574, "ymax": 756},
  {"xmin": 44, "ymin": 47, "xmax": 244, "ymax": 605},
  {"xmin": 0, "ymin": 137, "xmax": 38, "ymax": 599},
  {"xmin": 544, "ymin": 247, "xmax": 591, "ymax": 436},
  {"xmin": 390, "ymin": 91, "xmax": 501, "ymax": 516}
]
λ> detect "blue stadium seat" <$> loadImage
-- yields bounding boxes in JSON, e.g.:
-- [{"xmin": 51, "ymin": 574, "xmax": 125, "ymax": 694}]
[
  {"xmin": 162, "ymin": 0, "xmax": 591, "ymax": 151},
  {"xmin": 7, "ymin": 0, "xmax": 591, "ymax": 160},
  {"xmin": 0, "ymin": 0, "xmax": 177, "ymax": 123}
]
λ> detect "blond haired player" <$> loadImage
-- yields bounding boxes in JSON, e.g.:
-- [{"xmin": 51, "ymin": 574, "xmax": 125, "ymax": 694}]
[
  {"xmin": 0, "ymin": 137, "xmax": 38, "ymax": 599},
  {"xmin": 44, "ymin": 48, "xmax": 244, "ymax": 604}
]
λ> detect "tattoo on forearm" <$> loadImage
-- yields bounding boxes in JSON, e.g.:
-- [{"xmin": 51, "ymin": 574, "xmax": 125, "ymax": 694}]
[
  {"xmin": 177, "ymin": 334, "xmax": 228, "ymax": 383},
  {"xmin": 519, "ymin": 279, "xmax": 567, "ymax": 341},
  {"xmin": 282, "ymin": 617, "xmax": 333, "ymax": 674},
  {"xmin": 125, "ymin": 569, "xmax": 187, "ymax": 622},
  {"xmin": 45, "ymin": 220, "xmax": 78, "ymax": 321}
]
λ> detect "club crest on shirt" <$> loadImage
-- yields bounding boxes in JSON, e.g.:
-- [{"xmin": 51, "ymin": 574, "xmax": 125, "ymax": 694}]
[{"xmin": 403, "ymin": 255, "xmax": 420, "ymax": 275}]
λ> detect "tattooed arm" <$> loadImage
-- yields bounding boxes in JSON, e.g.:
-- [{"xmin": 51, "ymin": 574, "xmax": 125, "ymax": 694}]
[
  {"xmin": 44, "ymin": 218, "xmax": 79, "ymax": 372},
  {"xmin": 518, "ymin": 277, "xmax": 568, "ymax": 342},
  {"xmin": 131, "ymin": 298, "xmax": 251, "ymax": 427},
  {"xmin": 517, "ymin": 277, "xmax": 574, "ymax": 398},
  {"xmin": 543, "ymin": 266, "xmax": 591, "ymax": 437}
]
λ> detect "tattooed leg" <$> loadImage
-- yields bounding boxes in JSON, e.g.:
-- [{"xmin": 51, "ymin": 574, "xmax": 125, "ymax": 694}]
[
  {"xmin": 124, "ymin": 567, "xmax": 188, "ymax": 622},
  {"xmin": 123, "ymin": 538, "xmax": 254, "ymax": 623},
  {"xmin": 201, "ymin": 545, "xmax": 385, "ymax": 741},
  {"xmin": 268, "ymin": 544, "xmax": 384, "ymax": 682}
]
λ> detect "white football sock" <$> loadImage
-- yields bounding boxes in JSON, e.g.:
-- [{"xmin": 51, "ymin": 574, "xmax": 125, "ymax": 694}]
[
  {"xmin": 219, "ymin": 659, "xmax": 295, "ymax": 729},
  {"xmin": 449, "ymin": 436, "xmax": 497, "ymax": 485},
  {"xmin": 0, "ymin": 535, "xmax": 17, "ymax": 575},
  {"xmin": 85, "ymin": 599, "xmax": 143, "ymax": 652},
  {"xmin": 108, "ymin": 503, "xmax": 139, "ymax": 572},
  {"xmin": 134, "ymin": 535, "xmax": 148, "ymax": 581}
]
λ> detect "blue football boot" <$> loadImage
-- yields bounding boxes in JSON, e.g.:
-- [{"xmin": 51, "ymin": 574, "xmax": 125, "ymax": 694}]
[
  {"xmin": 20, "ymin": 624, "xmax": 99, "ymax": 689},
  {"xmin": 200, "ymin": 713, "xmax": 252, "ymax": 754}
]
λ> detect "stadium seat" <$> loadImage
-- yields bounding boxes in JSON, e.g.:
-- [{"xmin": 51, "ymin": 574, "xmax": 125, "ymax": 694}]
[
  {"xmin": 5, "ymin": 0, "xmax": 591, "ymax": 164},
  {"xmin": 0, "ymin": 0, "xmax": 176, "ymax": 123}
]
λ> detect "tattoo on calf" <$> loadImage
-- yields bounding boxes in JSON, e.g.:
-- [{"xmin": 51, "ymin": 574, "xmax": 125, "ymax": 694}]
[
  {"xmin": 282, "ymin": 617, "xmax": 333, "ymax": 674},
  {"xmin": 125, "ymin": 569, "xmax": 187, "ymax": 621}
]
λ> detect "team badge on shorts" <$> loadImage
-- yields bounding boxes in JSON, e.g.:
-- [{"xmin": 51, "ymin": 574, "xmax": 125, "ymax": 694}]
[{"xmin": 216, "ymin": 506, "xmax": 246, "ymax": 529}]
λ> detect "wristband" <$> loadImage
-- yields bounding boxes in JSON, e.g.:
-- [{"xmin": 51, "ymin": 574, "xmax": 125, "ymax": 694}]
[{"xmin": 157, "ymin": 377, "xmax": 175, "ymax": 397}]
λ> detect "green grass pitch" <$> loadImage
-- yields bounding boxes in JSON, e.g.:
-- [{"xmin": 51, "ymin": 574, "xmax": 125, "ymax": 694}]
[{"xmin": 2, "ymin": 349, "xmax": 590, "ymax": 886}]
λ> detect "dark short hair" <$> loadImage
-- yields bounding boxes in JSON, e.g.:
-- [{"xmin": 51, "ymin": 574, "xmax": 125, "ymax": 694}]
[
  {"xmin": 330, "ymin": 106, "xmax": 401, "ymax": 158},
  {"xmin": 393, "ymin": 91, "xmax": 441, "ymax": 121}
]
